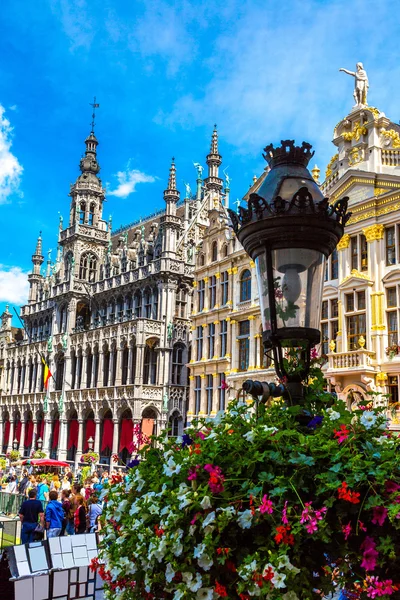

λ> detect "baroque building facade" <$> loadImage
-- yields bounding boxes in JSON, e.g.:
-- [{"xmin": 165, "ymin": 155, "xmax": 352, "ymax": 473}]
[
  {"xmin": 0, "ymin": 125, "xmax": 228, "ymax": 467},
  {"xmin": 188, "ymin": 102, "xmax": 400, "ymax": 421}
]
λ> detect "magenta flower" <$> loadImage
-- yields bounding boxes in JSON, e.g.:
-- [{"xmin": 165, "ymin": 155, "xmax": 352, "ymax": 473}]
[
  {"xmin": 371, "ymin": 506, "xmax": 388, "ymax": 526},
  {"xmin": 361, "ymin": 536, "xmax": 379, "ymax": 571},
  {"xmin": 305, "ymin": 519, "xmax": 318, "ymax": 534},
  {"xmin": 342, "ymin": 522, "xmax": 352, "ymax": 540},
  {"xmin": 259, "ymin": 494, "xmax": 274, "ymax": 515},
  {"xmin": 281, "ymin": 501, "xmax": 289, "ymax": 525}
]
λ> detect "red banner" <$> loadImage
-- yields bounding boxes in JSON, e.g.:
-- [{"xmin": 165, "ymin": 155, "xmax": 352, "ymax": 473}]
[
  {"xmin": 52, "ymin": 420, "xmax": 60, "ymax": 449},
  {"xmin": 84, "ymin": 419, "xmax": 96, "ymax": 452},
  {"xmin": 101, "ymin": 418, "xmax": 113, "ymax": 451},
  {"xmin": 3, "ymin": 421, "xmax": 10, "ymax": 446},
  {"xmin": 24, "ymin": 420, "xmax": 34, "ymax": 448},
  {"xmin": 67, "ymin": 419, "xmax": 79, "ymax": 450},
  {"xmin": 14, "ymin": 420, "xmax": 22, "ymax": 443},
  {"xmin": 119, "ymin": 418, "xmax": 133, "ymax": 452}
]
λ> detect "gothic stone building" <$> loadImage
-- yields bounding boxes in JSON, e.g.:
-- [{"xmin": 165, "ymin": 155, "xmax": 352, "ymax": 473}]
[{"xmin": 0, "ymin": 126, "xmax": 227, "ymax": 467}]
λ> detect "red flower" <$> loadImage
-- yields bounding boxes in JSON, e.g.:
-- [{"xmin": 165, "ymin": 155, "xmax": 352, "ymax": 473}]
[
  {"xmin": 226, "ymin": 560, "xmax": 237, "ymax": 572},
  {"xmin": 154, "ymin": 524, "xmax": 164, "ymax": 537},
  {"xmin": 338, "ymin": 482, "xmax": 360, "ymax": 504},
  {"xmin": 214, "ymin": 581, "xmax": 228, "ymax": 597},
  {"xmin": 334, "ymin": 424, "xmax": 350, "ymax": 444},
  {"xmin": 217, "ymin": 547, "xmax": 230, "ymax": 556},
  {"xmin": 204, "ymin": 464, "xmax": 225, "ymax": 494},
  {"xmin": 259, "ymin": 494, "xmax": 274, "ymax": 515},
  {"xmin": 274, "ymin": 525, "xmax": 295, "ymax": 546}
]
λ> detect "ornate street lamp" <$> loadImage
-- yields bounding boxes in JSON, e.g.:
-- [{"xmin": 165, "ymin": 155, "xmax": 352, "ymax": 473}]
[
  {"xmin": 88, "ymin": 436, "xmax": 94, "ymax": 451},
  {"xmin": 37, "ymin": 437, "xmax": 43, "ymax": 450},
  {"xmin": 12, "ymin": 438, "xmax": 18, "ymax": 451},
  {"xmin": 229, "ymin": 140, "xmax": 351, "ymax": 403}
]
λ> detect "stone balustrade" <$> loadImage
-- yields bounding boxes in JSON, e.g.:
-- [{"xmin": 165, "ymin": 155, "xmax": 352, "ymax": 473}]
[{"xmin": 327, "ymin": 349, "xmax": 376, "ymax": 372}]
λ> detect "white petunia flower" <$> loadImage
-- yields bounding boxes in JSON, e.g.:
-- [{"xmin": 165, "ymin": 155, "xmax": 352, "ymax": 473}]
[
  {"xmin": 173, "ymin": 590, "xmax": 185, "ymax": 600},
  {"xmin": 196, "ymin": 587, "xmax": 214, "ymax": 600},
  {"xmin": 163, "ymin": 456, "xmax": 182, "ymax": 477},
  {"xmin": 360, "ymin": 410, "xmax": 377, "ymax": 429},
  {"xmin": 272, "ymin": 571, "xmax": 286, "ymax": 588},
  {"xmin": 193, "ymin": 543, "xmax": 206, "ymax": 558},
  {"xmin": 110, "ymin": 566, "xmax": 121, "ymax": 581},
  {"xmin": 375, "ymin": 435, "xmax": 394, "ymax": 445},
  {"xmin": 202, "ymin": 511, "xmax": 216, "ymax": 528},
  {"xmin": 197, "ymin": 553, "xmax": 213, "ymax": 570},
  {"xmin": 182, "ymin": 572, "xmax": 194, "ymax": 584},
  {"xmin": 214, "ymin": 410, "xmax": 226, "ymax": 425},
  {"xmin": 189, "ymin": 573, "xmax": 203, "ymax": 592},
  {"xmin": 262, "ymin": 425, "xmax": 278, "ymax": 434},
  {"xmin": 243, "ymin": 430, "xmax": 256, "ymax": 443},
  {"xmin": 165, "ymin": 562, "xmax": 175, "ymax": 583},
  {"xmin": 326, "ymin": 408, "xmax": 340, "ymax": 421},
  {"xmin": 238, "ymin": 509, "xmax": 253, "ymax": 529},
  {"xmin": 200, "ymin": 496, "xmax": 212, "ymax": 509},
  {"xmin": 172, "ymin": 540, "xmax": 183, "ymax": 556}
]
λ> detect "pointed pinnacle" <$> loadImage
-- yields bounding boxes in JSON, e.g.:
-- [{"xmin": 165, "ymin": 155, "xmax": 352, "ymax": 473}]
[
  {"xmin": 210, "ymin": 125, "xmax": 219, "ymax": 155},
  {"xmin": 168, "ymin": 158, "xmax": 177, "ymax": 190}
]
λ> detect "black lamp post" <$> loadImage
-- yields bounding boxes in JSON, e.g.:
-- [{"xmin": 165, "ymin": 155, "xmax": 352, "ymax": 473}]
[{"xmin": 228, "ymin": 140, "xmax": 351, "ymax": 404}]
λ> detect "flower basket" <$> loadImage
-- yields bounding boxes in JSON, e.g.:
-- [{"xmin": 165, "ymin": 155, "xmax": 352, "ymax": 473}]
[
  {"xmin": 6, "ymin": 450, "xmax": 20, "ymax": 462},
  {"xmin": 98, "ymin": 369, "xmax": 400, "ymax": 599},
  {"xmin": 0, "ymin": 458, "xmax": 6, "ymax": 471},
  {"xmin": 31, "ymin": 450, "xmax": 47, "ymax": 459},
  {"xmin": 385, "ymin": 344, "xmax": 400, "ymax": 360},
  {"xmin": 80, "ymin": 452, "xmax": 99, "ymax": 464}
]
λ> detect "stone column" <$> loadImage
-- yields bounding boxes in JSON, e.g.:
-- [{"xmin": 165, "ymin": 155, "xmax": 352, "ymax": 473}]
[
  {"xmin": 114, "ymin": 347, "xmax": 122, "ymax": 386},
  {"xmin": 135, "ymin": 345, "xmax": 145, "ymax": 384},
  {"xmin": 7, "ymin": 420, "xmax": 15, "ymax": 454},
  {"xmin": 94, "ymin": 419, "xmax": 101, "ymax": 455},
  {"xmin": 336, "ymin": 234, "xmax": 350, "ymax": 353},
  {"xmin": 111, "ymin": 418, "xmax": 119, "ymax": 457},
  {"xmin": 230, "ymin": 320, "xmax": 238, "ymax": 372},
  {"xmin": 75, "ymin": 419, "xmax": 84, "ymax": 467},
  {"xmin": 201, "ymin": 323, "xmax": 207, "ymax": 362},
  {"xmin": 187, "ymin": 376, "xmax": 195, "ymax": 420},
  {"xmin": 248, "ymin": 316, "xmax": 256, "ymax": 370},
  {"xmin": 58, "ymin": 419, "xmax": 68, "ymax": 462},
  {"xmin": 199, "ymin": 374, "xmax": 206, "ymax": 415},
  {"xmin": 20, "ymin": 421, "xmax": 26, "ymax": 455},
  {"xmin": 43, "ymin": 416, "xmax": 52, "ymax": 456},
  {"xmin": 0, "ymin": 419, "xmax": 3, "ymax": 453},
  {"xmin": 127, "ymin": 345, "xmax": 133, "ymax": 384},
  {"xmin": 214, "ymin": 321, "xmax": 221, "ymax": 358},
  {"xmin": 212, "ymin": 372, "xmax": 219, "ymax": 415},
  {"xmin": 363, "ymin": 224, "xmax": 386, "ymax": 362}
]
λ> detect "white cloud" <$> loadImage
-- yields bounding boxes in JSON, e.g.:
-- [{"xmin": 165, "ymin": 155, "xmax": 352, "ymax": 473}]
[
  {"xmin": 0, "ymin": 105, "xmax": 23, "ymax": 204},
  {"xmin": 0, "ymin": 265, "xmax": 29, "ymax": 305},
  {"xmin": 107, "ymin": 163, "xmax": 156, "ymax": 198}
]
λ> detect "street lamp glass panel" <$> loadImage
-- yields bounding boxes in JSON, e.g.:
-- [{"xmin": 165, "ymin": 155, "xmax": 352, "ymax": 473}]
[{"xmin": 256, "ymin": 248, "xmax": 326, "ymax": 333}]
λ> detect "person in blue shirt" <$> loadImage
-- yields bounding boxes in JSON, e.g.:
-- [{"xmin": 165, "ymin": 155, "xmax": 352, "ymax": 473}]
[
  {"xmin": 45, "ymin": 490, "xmax": 65, "ymax": 538},
  {"xmin": 37, "ymin": 478, "xmax": 49, "ymax": 502},
  {"xmin": 19, "ymin": 489, "xmax": 45, "ymax": 544}
]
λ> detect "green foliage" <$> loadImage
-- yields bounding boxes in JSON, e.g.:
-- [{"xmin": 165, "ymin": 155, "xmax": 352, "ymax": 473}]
[{"xmin": 99, "ymin": 372, "xmax": 400, "ymax": 599}]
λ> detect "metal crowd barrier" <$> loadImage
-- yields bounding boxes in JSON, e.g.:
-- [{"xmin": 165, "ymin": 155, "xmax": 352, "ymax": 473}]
[
  {"xmin": 0, "ymin": 518, "xmax": 19, "ymax": 550},
  {"xmin": 0, "ymin": 492, "xmax": 48, "ymax": 517}
]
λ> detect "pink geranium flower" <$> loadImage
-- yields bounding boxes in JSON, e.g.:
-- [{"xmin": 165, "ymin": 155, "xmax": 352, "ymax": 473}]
[
  {"xmin": 281, "ymin": 501, "xmax": 289, "ymax": 525},
  {"xmin": 361, "ymin": 537, "xmax": 379, "ymax": 571},
  {"xmin": 342, "ymin": 522, "xmax": 352, "ymax": 540},
  {"xmin": 333, "ymin": 424, "xmax": 350, "ymax": 444},
  {"xmin": 259, "ymin": 494, "xmax": 274, "ymax": 515}
]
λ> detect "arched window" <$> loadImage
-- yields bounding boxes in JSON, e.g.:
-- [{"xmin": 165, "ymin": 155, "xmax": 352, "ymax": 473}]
[
  {"xmin": 168, "ymin": 412, "xmax": 182, "ymax": 437},
  {"xmin": 198, "ymin": 253, "xmax": 205, "ymax": 266},
  {"xmin": 111, "ymin": 343, "xmax": 118, "ymax": 386},
  {"xmin": 211, "ymin": 241, "xmax": 218, "ymax": 262},
  {"xmin": 144, "ymin": 289, "xmax": 152, "ymax": 318},
  {"xmin": 175, "ymin": 288, "xmax": 187, "ymax": 318},
  {"xmin": 71, "ymin": 349, "xmax": 76, "ymax": 389},
  {"xmin": 93, "ymin": 345, "xmax": 99, "ymax": 387},
  {"xmin": 86, "ymin": 348, "xmax": 93, "ymax": 388},
  {"xmin": 103, "ymin": 346, "xmax": 110, "ymax": 387},
  {"xmin": 152, "ymin": 288, "xmax": 159, "ymax": 320},
  {"xmin": 143, "ymin": 344, "xmax": 158, "ymax": 385},
  {"xmin": 134, "ymin": 291, "xmax": 142, "ymax": 318},
  {"xmin": 116, "ymin": 296, "xmax": 124, "ymax": 322},
  {"xmin": 79, "ymin": 202, "xmax": 86, "ymax": 224},
  {"xmin": 172, "ymin": 343, "xmax": 186, "ymax": 385},
  {"xmin": 100, "ymin": 409, "xmax": 113, "ymax": 464},
  {"xmin": 240, "ymin": 269, "xmax": 252, "ymax": 302},
  {"xmin": 79, "ymin": 253, "xmax": 97, "ymax": 282},
  {"xmin": 88, "ymin": 203, "xmax": 95, "ymax": 226},
  {"xmin": 64, "ymin": 252, "xmax": 73, "ymax": 281},
  {"xmin": 223, "ymin": 244, "xmax": 228, "ymax": 258},
  {"xmin": 121, "ymin": 343, "xmax": 129, "ymax": 385},
  {"xmin": 59, "ymin": 304, "xmax": 67, "ymax": 333},
  {"xmin": 55, "ymin": 353, "xmax": 65, "ymax": 391},
  {"xmin": 67, "ymin": 411, "xmax": 79, "ymax": 461}
]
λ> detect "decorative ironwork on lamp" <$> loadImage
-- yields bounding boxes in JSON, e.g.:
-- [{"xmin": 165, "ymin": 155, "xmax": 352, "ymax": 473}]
[
  {"xmin": 37, "ymin": 437, "xmax": 43, "ymax": 450},
  {"xmin": 88, "ymin": 436, "xmax": 94, "ymax": 451},
  {"xmin": 228, "ymin": 140, "xmax": 351, "ymax": 403}
]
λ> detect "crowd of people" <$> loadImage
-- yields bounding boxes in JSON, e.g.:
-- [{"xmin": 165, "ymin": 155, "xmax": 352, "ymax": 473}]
[{"xmin": 2, "ymin": 466, "xmax": 114, "ymax": 544}]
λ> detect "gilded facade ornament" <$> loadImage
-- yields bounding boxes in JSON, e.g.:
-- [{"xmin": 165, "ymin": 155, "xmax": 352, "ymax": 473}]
[
  {"xmin": 376, "ymin": 372, "xmax": 388, "ymax": 385},
  {"xmin": 337, "ymin": 234, "xmax": 350, "ymax": 250},
  {"xmin": 380, "ymin": 128, "xmax": 400, "ymax": 149},
  {"xmin": 329, "ymin": 339, "xmax": 336, "ymax": 353},
  {"xmin": 342, "ymin": 121, "xmax": 367, "ymax": 142},
  {"xmin": 362, "ymin": 224, "xmax": 385, "ymax": 242},
  {"xmin": 341, "ymin": 269, "xmax": 371, "ymax": 283},
  {"xmin": 347, "ymin": 146, "xmax": 364, "ymax": 166},
  {"xmin": 373, "ymin": 188, "xmax": 388, "ymax": 197},
  {"xmin": 365, "ymin": 106, "xmax": 381, "ymax": 119},
  {"xmin": 325, "ymin": 153, "xmax": 339, "ymax": 178},
  {"xmin": 358, "ymin": 335, "xmax": 366, "ymax": 349},
  {"xmin": 311, "ymin": 164, "xmax": 320, "ymax": 182}
]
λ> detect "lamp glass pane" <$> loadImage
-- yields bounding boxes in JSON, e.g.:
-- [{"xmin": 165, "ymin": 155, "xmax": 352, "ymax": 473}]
[{"xmin": 256, "ymin": 248, "xmax": 325, "ymax": 333}]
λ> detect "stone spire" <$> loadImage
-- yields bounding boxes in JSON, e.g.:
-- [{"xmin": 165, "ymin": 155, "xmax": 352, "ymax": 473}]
[
  {"xmin": 205, "ymin": 125, "xmax": 223, "ymax": 192},
  {"xmin": 79, "ymin": 131, "xmax": 100, "ymax": 175},
  {"xmin": 28, "ymin": 232, "xmax": 44, "ymax": 303},
  {"xmin": 164, "ymin": 158, "xmax": 180, "ymax": 208}
]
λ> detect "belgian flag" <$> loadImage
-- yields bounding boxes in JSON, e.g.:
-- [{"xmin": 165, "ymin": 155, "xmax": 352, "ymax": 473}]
[{"xmin": 41, "ymin": 357, "xmax": 52, "ymax": 390}]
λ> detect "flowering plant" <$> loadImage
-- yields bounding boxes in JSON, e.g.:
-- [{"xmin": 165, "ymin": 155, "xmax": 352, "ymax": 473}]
[
  {"xmin": 99, "ymin": 369, "xmax": 400, "ymax": 599},
  {"xmin": 6, "ymin": 450, "xmax": 20, "ymax": 462},
  {"xmin": 80, "ymin": 451, "xmax": 99, "ymax": 464},
  {"xmin": 385, "ymin": 344, "xmax": 400, "ymax": 360},
  {"xmin": 31, "ymin": 450, "xmax": 47, "ymax": 459}
]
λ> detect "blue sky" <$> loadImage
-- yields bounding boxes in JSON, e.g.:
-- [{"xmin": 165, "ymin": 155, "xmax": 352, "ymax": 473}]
[{"xmin": 1, "ymin": 0, "xmax": 400, "ymax": 316}]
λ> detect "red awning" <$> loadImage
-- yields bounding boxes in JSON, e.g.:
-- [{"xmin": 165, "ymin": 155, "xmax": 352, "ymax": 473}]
[
  {"xmin": 24, "ymin": 420, "xmax": 34, "ymax": 448},
  {"xmin": 20, "ymin": 458, "xmax": 69, "ymax": 468},
  {"xmin": 119, "ymin": 418, "xmax": 133, "ymax": 452},
  {"xmin": 84, "ymin": 419, "xmax": 95, "ymax": 452},
  {"xmin": 67, "ymin": 419, "xmax": 79, "ymax": 450},
  {"xmin": 3, "ymin": 421, "xmax": 10, "ymax": 447},
  {"xmin": 52, "ymin": 420, "xmax": 60, "ymax": 449},
  {"xmin": 101, "ymin": 419, "xmax": 113, "ymax": 451}
]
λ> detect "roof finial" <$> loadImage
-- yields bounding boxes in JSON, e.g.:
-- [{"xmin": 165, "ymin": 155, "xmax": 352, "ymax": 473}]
[
  {"xmin": 167, "ymin": 157, "xmax": 177, "ymax": 190},
  {"xmin": 210, "ymin": 124, "xmax": 219, "ymax": 155},
  {"xmin": 35, "ymin": 232, "xmax": 43, "ymax": 255},
  {"xmin": 89, "ymin": 96, "xmax": 100, "ymax": 133}
]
